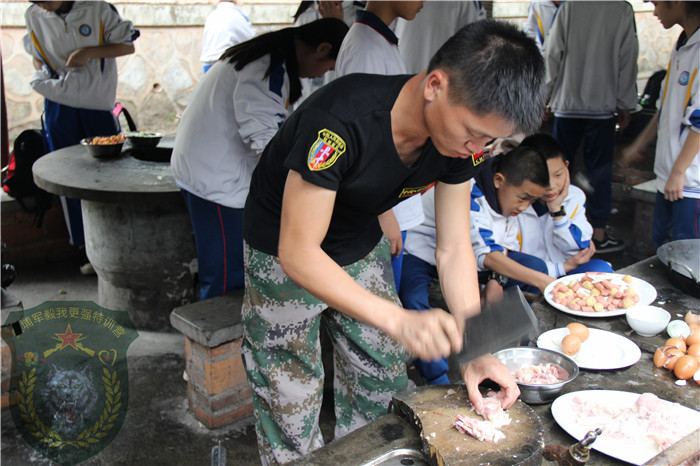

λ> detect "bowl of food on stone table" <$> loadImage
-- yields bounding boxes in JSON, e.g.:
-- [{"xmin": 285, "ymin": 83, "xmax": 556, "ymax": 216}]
[
  {"xmin": 494, "ymin": 346, "xmax": 579, "ymax": 405},
  {"xmin": 81, "ymin": 134, "xmax": 126, "ymax": 159},
  {"xmin": 125, "ymin": 131, "xmax": 163, "ymax": 149}
]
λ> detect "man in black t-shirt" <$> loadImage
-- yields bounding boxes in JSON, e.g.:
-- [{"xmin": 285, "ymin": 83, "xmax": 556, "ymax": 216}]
[{"xmin": 240, "ymin": 19, "xmax": 546, "ymax": 465}]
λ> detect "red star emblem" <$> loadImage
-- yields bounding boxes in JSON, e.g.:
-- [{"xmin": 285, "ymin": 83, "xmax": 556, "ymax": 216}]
[{"xmin": 53, "ymin": 324, "xmax": 84, "ymax": 350}]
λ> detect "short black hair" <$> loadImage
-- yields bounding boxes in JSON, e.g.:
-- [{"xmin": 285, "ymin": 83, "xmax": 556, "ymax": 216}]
[
  {"xmin": 495, "ymin": 146, "xmax": 549, "ymax": 188},
  {"xmin": 520, "ymin": 133, "xmax": 565, "ymax": 162},
  {"xmin": 428, "ymin": 19, "xmax": 546, "ymax": 134}
]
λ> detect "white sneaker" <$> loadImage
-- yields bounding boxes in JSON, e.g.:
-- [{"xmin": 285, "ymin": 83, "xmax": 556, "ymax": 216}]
[{"xmin": 80, "ymin": 262, "xmax": 96, "ymax": 275}]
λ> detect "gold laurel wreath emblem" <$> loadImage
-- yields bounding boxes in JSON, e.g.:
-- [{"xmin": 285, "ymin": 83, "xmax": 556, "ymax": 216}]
[{"xmin": 16, "ymin": 367, "xmax": 122, "ymax": 449}]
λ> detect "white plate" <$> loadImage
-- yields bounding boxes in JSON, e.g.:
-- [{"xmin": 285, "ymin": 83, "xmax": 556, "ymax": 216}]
[
  {"xmin": 537, "ymin": 328, "xmax": 640, "ymax": 369},
  {"xmin": 551, "ymin": 390, "xmax": 700, "ymax": 465},
  {"xmin": 543, "ymin": 272, "xmax": 657, "ymax": 317}
]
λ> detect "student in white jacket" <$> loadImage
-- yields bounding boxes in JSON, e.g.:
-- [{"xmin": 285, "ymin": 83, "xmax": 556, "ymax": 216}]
[
  {"xmin": 621, "ymin": 1, "xmax": 700, "ymax": 249},
  {"xmin": 200, "ymin": 1, "xmax": 256, "ymax": 72},
  {"xmin": 523, "ymin": 0, "xmax": 559, "ymax": 55},
  {"xmin": 171, "ymin": 18, "xmax": 348, "ymax": 300},
  {"xmin": 334, "ymin": 1, "xmax": 426, "ymax": 294},
  {"xmin": 23, "ymin": 0, "xmax": 137, "ymax": 252},
  {"xmin": 516, "ymin": 134, "xmax": 613, "ymax": 277}
]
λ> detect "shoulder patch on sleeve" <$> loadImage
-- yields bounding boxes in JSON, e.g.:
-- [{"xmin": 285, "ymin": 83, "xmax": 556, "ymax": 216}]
[{"xmin": 307, "ymin": 129, "xmax": 346, "ymax": 171}]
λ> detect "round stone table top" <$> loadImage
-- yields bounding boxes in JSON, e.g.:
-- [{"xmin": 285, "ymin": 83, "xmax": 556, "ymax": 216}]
[{"xmin": 33, "ymin": 136, "xmax": 179, "ymax": 203}]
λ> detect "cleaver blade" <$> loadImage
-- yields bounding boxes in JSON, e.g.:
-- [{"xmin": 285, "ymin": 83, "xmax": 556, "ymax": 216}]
[{"xmin": 454, "ymin": 286, "xmax": 539, "ymax": 366}]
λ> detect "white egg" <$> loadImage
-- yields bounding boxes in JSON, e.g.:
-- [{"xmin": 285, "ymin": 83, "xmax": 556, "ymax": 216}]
[{"xmin": 667, "ymin": 320, "xmax": 691, "ymax": 339}]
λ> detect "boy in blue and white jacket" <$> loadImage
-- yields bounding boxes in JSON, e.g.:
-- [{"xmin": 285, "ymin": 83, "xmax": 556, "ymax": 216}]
[
  {"xmin": 516, "ymin": 134, "xmax": 613, "ymax": 277},
  {"xmin": 469, "ymin": 146, "xmax": 554, "ymax": 295}
]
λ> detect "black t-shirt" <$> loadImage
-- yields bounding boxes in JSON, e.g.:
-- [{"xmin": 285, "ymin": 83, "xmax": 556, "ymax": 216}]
[{"xmin": 243, "ymin": 74, "xmax": 483, "ymax": 266}]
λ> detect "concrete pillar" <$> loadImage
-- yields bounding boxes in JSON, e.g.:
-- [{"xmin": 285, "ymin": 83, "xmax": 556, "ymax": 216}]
[{"xmin": 83, "ymin": 196, "xmax": 196, "ymax": 331}]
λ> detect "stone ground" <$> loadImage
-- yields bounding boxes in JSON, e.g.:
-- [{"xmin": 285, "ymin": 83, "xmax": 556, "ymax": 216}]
[{"xmin": 0, "ymin": 151, "xmax": 647, "ymax": 466}]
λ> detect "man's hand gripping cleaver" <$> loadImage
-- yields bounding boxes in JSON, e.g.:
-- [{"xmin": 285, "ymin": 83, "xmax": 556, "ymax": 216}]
[{"xmin": 454, "ymin": 286, "xmax": 539, "ymax": 366}]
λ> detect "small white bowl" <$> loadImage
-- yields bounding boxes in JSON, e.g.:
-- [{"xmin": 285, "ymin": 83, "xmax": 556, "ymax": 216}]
[{"xmin": 626, "ymin": 306, "xmax": 671, "ymax": 337}]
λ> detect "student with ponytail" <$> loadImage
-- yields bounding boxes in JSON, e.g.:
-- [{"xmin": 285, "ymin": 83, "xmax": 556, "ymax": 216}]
[{"xmin": 171, "ymin": 18, "xmax": 348, "ymax": 300}]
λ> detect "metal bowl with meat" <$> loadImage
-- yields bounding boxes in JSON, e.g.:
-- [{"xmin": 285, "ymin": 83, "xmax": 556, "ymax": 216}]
[{"xmin": 494, "ymin": 347, "xmax": 579, "ymax": 405}]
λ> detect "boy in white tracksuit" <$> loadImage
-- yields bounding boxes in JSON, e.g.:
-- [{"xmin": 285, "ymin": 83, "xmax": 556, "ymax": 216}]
[
  {"xmin": 516, "ymin": 134, "xmax": 613, "ymax": 277},
  {"xmin": 468, "ymin": 148, "xmax": 555, "ymax": 297}
]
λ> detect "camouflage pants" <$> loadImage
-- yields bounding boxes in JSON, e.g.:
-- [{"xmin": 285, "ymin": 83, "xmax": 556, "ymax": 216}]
[{"xmin": 241, "ymin": 238, "xmax": 408, "ymax": 465}]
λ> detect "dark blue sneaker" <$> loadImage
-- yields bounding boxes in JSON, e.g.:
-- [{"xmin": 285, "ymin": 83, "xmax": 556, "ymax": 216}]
[{"xmin": 593, "ymin": 234, "xmax": 625, "ymax": 254}]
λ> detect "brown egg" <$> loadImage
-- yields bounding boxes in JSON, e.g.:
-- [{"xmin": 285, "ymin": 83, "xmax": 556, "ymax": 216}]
[
  {"xmin": 561, "ymin": 334, "xmax": 582, "ymax": 355},
  {"xmin": 686, "ymin": 325, "xmax": 700, "ymax": 347},
  {"xmin": 663, "ymin": 347, "xmax": 685, "ymax": 370},
  {"xmin": 567, "ymin": 323, "xmax": 590, "ymax": 342},
  {"xmin": 673, "ymin": 355, "xmax": 699, "ymax": 380},
  {"xmin": 665, "ymin": 337, "xmax": 687, "ymax": 353}
]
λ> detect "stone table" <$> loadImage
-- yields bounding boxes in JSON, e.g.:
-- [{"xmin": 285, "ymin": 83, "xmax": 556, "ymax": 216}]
[{"xmin": 32, "ymin": 137, "xmax": 196, "ymax": 330}]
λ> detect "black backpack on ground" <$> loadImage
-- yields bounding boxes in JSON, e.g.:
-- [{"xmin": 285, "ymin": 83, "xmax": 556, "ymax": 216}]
[{"xmin": 1, "ymin": 129, "xmax": 53, "ymax": 227}]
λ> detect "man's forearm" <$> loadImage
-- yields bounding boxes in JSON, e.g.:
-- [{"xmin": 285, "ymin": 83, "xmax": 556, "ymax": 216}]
[{"xmin": 436, "ymin": 242, "xmax": 481, "ymax": 322}]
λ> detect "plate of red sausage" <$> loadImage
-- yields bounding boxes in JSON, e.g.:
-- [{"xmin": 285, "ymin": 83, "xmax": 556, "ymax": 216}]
[{"xmin": 543, "ymin": 272, "xmax": 657, "ymax": 318}]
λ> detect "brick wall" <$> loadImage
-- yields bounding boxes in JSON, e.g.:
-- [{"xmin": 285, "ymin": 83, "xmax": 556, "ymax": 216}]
[
  {"xmin": 184, "ymin": 336, "xmax": 253, "ymax": 428},
  {"xmin": 1, "ymin": 195, "xmax": 81, "ymax": 267}
]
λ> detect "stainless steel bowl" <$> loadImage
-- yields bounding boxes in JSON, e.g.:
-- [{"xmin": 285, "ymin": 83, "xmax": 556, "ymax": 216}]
[
  {"xmin": 80, "ymin": 138, "xmax": 124, "ymax": 158},
  {"xmin": 493, "ymin": 347, "xmax": 579, "ymax": 405},
  {"xmin": 126, "ymin": 131, "xmax": 162, "ymax": 149}
]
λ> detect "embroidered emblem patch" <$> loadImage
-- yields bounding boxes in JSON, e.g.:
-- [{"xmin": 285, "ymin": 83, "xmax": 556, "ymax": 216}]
[
  {"xmin": 308, "ymin": 129, "xmax": 346, "ymax": 171},
  {"xmin": 79, "ymin": 24, "xmax": 92, "ymax": 37},
  {"xmin": 398, "ymin": 185, "xmax": 432, "ymax": 198},
  {"xmin": 472, "ymin": 151, "xmax": 485, "ymax": 166},
  {"xmin": 679, "ymin": 71, "xmax": 690, "ymax": 86}
]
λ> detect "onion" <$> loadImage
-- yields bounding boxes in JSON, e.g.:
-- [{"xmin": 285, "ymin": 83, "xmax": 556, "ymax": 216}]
[
  {"xmin": 663, "ymin": 347, "xmax": 685, "ymax": 370},
  {"xmin": 654, "ymin": 347, "xmax": 670, "ymax": 367},
  {"xmin": 667, "ymin": 320, "xmax": 691, "ymax": 339},
  {"xmin": 665, "ymin": 337, "xmax": 687, "ymax": 353},
  {"xmin": 674, "ymin": 355, "xmax": 699, "ymax": 380},
  {"xmin": 686, "ymin": 325, "xmax": 700, "ymax": 347}
]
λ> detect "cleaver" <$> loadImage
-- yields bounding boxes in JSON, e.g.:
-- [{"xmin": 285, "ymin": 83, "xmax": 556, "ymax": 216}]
[{"xmin": 454, "ymin": 286, "xmax": 539, "ymax": 366}]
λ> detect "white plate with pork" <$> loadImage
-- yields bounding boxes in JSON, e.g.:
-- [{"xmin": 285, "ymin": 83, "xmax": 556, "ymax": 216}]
[
  {"xmin": 537, "ymin": 328, "xmax": 641, "ymax": 370},
  {"xmin": 551, "ymin": 390, "xmax": 700, "ymax": 465},
  {"xmin": 544, "ymin": 272, "xmax": 657, "ymax": 318}
]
